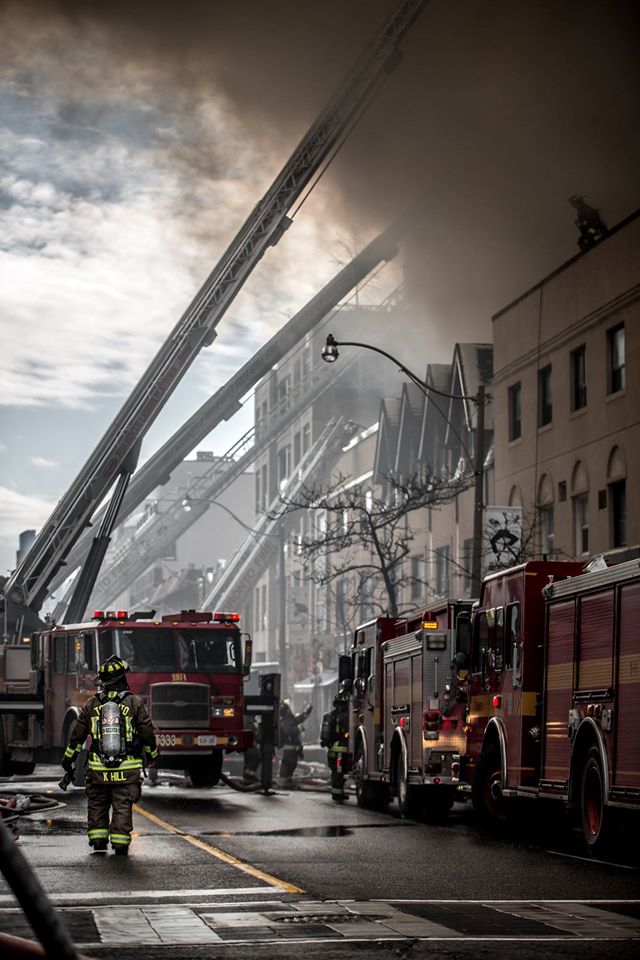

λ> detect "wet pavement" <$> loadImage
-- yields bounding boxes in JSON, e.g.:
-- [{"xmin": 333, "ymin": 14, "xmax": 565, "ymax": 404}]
[{"xmin": 1, "ymin": 764, "xmax": 640, "ymax": 958}]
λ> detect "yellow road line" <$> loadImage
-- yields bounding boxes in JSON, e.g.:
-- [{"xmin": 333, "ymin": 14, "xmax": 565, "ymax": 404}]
[{"xmin": 133, "ymin": 803, "xmax": 304, "ymax": 894}]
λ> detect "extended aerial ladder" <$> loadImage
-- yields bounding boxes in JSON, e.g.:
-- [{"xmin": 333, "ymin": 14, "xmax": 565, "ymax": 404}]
[
  {"xmin": 202, "ymin": 418, "xmax": 350, "ymax": 614},
  {"xmin": 86, "ymin": 349, "xmax": 361, "ymax": 610},
  {"xmin": 2, "ymin": 0, "xmax": 428, "ymax": 641},
  {"xmin": 48, "ymin": 224, "xmax": 401, "ymax": 604}
]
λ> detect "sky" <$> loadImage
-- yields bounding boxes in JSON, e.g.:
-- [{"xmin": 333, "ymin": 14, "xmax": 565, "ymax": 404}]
[{"xmin": 0, "ymin": 0, "xmax": 639, "ymax": 575}]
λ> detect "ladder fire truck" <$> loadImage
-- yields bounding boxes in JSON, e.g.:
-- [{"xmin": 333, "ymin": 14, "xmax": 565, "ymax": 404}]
[
  {"xmin": 0, "ymin": 0, "xmax": 428, "ymax": 776},
  {"xmin": 346, "ymin": 599, "xmax": 472, "ymax": 818},
  {"xmin": 466, "ymin": 558, "xmax": 640, "ymax": 853}
]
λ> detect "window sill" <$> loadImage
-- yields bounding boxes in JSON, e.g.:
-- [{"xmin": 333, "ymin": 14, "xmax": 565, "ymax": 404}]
[
  {"xmin": 537, "ymin": 422, "xmax": 553, "ymax": 434},
  {"xmin": 507, "ymin": 436, "xmax": 523, "ymax": 447},
  {"xmin": 569, "ymin": 406, "xmax": 588, "ymax": 420},
  {"xmin": 605, "ymin": 388, "xmax": 626, "ymax": 402}
]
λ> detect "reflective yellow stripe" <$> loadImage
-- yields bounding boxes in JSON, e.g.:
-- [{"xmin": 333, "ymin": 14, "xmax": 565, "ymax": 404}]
[
  {"xmin": 88, "ymin": 758, "xmax": 142, "ymax": 771},
  {"xmin": 88, "ymin": 829, "xmax": 109, "ymax": 839},
  {"xmin": 109, "ymin": 833, "xmax": 131, "ymax": 845}
]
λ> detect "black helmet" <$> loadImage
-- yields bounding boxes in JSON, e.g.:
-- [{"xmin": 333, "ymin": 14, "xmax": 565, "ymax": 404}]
[{"xmin": 98, "ymin": 655, "xmax": 130, "ymax": 687}]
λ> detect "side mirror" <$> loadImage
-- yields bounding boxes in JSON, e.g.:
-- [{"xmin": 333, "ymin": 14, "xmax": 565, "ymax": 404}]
[
  {"xmin": 338, "ymin": 654, "xmax": 352, "ymax": 683},
  {"xmin": 242, "ymin": 634, "xmax": 253, "ymax": 677}
]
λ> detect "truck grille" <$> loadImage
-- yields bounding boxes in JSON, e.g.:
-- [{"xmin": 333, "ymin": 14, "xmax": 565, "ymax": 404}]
[{"xmin": 150, "ymin": 683, "xmax": 209, "ymax": 729}]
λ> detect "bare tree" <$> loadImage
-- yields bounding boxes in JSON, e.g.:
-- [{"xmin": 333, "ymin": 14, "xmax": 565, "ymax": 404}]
[{"xmin": 270, "ymin": 471, "xmax": 470, "ymax": 619}]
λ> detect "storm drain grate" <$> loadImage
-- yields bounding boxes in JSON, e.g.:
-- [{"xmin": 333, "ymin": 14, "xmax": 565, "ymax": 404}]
[{"xmin": 274, "ymin": 913, "xmax": 387, "ymax": 924}]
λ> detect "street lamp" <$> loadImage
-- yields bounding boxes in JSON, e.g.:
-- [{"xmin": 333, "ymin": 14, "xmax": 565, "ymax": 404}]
[{"xmin": 320, "ymin": 333, "xmax": 489, "ymax": 597}]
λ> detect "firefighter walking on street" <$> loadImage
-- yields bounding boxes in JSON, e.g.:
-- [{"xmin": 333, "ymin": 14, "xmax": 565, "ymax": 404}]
[
  {"xmin": 61, "ymin": 655, "xmax": 158, "ymax": 855},
  {"xmin": 321, "ymin": 692, "xmax": 351, "ymax": 802},
  {"xmin": 278, "ymin": 700, "xmax": 312, "ymax": 788}
]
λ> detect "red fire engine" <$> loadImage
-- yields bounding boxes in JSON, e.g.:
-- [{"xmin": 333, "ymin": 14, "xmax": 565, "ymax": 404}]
[
  {"xmin": 348, "ymin": 599, "xmax": 472, "ymax": 818},
  {"xmin": 466, "ymin": 558, "xmax": 640, "ymax": 853},
  {"xmin": 0, "ymin": 609, "xmax": 252, "ymax": 786}
]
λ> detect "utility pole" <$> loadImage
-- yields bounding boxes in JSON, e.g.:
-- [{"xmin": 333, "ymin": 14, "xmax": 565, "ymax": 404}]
[
  {"xmin": 471, "ymin": 385, "xmax": 486, "ymax": 597},
  {"xmin": 278, "ymin": 524, "xmax": 287, "ymax": 697}
]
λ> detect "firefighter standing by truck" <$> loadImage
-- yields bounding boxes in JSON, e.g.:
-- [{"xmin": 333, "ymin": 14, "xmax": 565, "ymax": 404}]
[
  {"xmin": 61, "ymin": 655, "xmax": 158, "ymax": 855},
  {"xmin": 321, "ymin": 691, "xmax": 350, "ymax": 802},
  {"xmin": 278, "ymin": 700, "xmax": 312, "ymax": 788}
]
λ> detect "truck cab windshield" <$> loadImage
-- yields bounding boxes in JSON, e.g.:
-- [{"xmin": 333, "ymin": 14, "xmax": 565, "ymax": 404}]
[{"xmin": 98, "ymin": 628, "xmax": 240, "ymax": 674}]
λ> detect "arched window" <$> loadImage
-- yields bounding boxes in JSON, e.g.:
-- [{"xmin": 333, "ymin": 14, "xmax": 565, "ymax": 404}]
[
  {"xmin": 508, "ymin": 485, "xmax": 522, "ymax": 507},
  {"xmin": 571, "ymin": 461, "xmax": 589, "ymax": 557},
  {"xmin": 536, "ymin": 474, "xmax": 555, "ymax": 558},
  {"xmin": 607, "ymin": 446, "xmax": 627, "ymax": 548}
]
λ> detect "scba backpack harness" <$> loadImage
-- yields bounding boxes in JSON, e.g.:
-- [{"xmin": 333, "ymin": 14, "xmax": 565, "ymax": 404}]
[{"xmin": 96, "ymin": 691, "xmax": 134, "ymax": 767}]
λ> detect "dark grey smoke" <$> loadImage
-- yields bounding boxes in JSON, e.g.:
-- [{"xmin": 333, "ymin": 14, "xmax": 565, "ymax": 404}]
[{"xmin": 2, "ymin": 0, "xmax": 638, "ymax": 354}]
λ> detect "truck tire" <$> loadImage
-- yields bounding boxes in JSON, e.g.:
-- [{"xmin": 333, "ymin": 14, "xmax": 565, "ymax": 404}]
[
  {"xmin": 187, "ymin": 752, "xmax": 223, "ymax": 788},
  {"xmin": 472, "ymin": 744, "xmax": 510, "ymax": 828},
  {"xmin": 580, "ymin": 747, "xmax": 612, "ymax": 857},
  {"xmin": 353, "ymin": 747, "xmax": 388, "ymax": 809},
  {"xmin": 395, "ymin": 753, "xmax": 422, "ymax": 820}
]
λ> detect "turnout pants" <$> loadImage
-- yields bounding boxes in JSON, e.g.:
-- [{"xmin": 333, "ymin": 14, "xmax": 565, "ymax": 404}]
[
  {"xmin": 86, "ymin": 772, "xmax": 142, "ymax": 849},
  {"xmin": 279, "ymin": 744, "xmax": 300, "ymax": 786}
]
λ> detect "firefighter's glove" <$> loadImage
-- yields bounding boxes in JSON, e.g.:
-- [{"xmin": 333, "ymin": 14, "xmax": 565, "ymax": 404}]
[{"xmin": 61, "ymin": 756, "xmax": 75, "ymax": 774}]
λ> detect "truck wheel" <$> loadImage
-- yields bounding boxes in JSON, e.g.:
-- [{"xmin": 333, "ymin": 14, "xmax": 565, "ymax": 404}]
[
  {"xmin": 472, "ymin": 744, "xmax": 510, "ymax": 828},
  {"xmin": 580, "ymin": 747, "xmax": 612, "ymax": 856},
  {"xmin": 187, "ymin": 752, "xmax": 223, "ymax": 788},
  {"xmin": 396, "ymin": 754, "xmax": 421, "ymax": 820},
  {"xmin": 354, "ymin": 751, "xmax": 388, "ymax": 809}
]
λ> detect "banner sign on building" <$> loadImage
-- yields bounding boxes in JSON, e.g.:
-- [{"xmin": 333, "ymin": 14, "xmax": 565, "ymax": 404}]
[{"xmin": 484, "ymin": 506, "xmax": 523, "ymax": 574}]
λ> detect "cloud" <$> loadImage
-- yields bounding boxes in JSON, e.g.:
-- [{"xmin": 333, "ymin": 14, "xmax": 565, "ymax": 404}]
[
  {"xmin": 30, "ymin": 455, "xmax": 59, "ymax": 469},
  {"xmin": 0, "ymin": 62, "xmax": 350, "ymax": 412},
  {"xmin": 0, "ymin": 484, "xmax": 55, "ymax": 573}
]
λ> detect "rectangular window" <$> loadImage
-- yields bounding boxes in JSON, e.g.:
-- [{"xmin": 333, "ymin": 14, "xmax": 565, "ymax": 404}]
[
  {"xmin": 573, "ymin": 493, "xmax": 589, "ymax": 556},
  {"xmin": 537, "ymin": 505, "xmax": 555, "ymax": 559},
  {"xmin": 435, "ymin": 546, "xmax": 450, "ymax": 596},
  {"xmin": 53, "ymin": 636, "xmax": 66, "ymax": 673},
  {"xmin": 277, "ymin": 445, "xmax": 291, "ymax": 486},
  {"xmin": 609, "ymin": 479, "xmax": 627, "ymax": 548},
  {"xmin": 571, "ymin": 345, "xmax": 587, "ymax": 410},
  {"xmin": 293, "ymin": 431, "xmax": 301, "ymax": 466},
  {"xmin": 261, "ymin": 584, "xmax": 268, "ymax": 630},
  {"xmin": 410, "ymin": 556, "xmax": 425, "ymax": 600},
  {"xmin": 608, "ymin": 324, "xmax": 625, "ymax": 394},
  {"xmin": 260, "ymin": 465, "xmax": 268, "ymax": 510},
  {"xmin": 537, "ymin": 364, "xmax": 552, "ymax": 426},
  {"xmin": 508, "ymin": 382, "xmax": 522, "ymax": 441},
  {"xmin": 302, "ymin": 422, "xmax": 311, "ymax": 455}
]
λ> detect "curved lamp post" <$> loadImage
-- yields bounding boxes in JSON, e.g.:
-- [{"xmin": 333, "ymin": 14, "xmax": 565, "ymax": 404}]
[{"xmin": 321, "ymin": 333, "xmax": 488, "ymax": 596}]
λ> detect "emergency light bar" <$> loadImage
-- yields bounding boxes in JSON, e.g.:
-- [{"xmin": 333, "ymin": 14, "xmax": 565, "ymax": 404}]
[{"xmin": 213, "ymin": 612, "xmax": 240, "ymax": 622}]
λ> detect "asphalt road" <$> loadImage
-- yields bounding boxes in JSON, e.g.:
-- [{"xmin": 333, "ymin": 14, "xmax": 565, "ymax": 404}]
[{"xmin": 1, "ymin": 763, "xmax": 639, "ymax": 959}]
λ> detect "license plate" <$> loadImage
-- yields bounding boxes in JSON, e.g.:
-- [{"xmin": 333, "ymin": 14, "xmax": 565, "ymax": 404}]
[{"xmin": 197, "ymin": 735, "xmax": 217, "ymax": 746}]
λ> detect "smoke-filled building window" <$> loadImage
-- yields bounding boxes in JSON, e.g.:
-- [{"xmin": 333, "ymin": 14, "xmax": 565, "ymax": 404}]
[
  {"xmin": 410, "ymin": 555, "xmax": 425, "ymax": 601},
  {"xmin": 435, "ymin": 545, "xmax": 451, "ymax": 596},
  {"xmin": 508, "ymin": 382, "xmax": 522, "ymax": 441}
]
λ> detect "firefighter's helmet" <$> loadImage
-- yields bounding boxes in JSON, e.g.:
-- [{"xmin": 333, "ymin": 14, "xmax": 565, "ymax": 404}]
[{"xmin": 98, "ymin": 655, "xmax": 130, "ymax": 687}]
